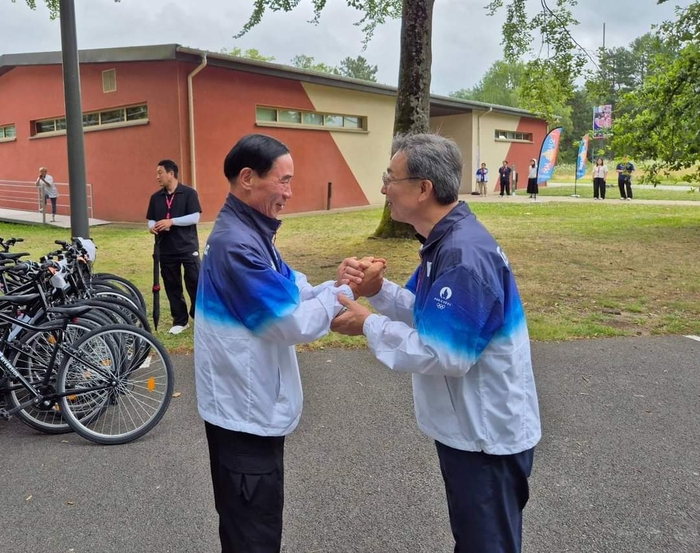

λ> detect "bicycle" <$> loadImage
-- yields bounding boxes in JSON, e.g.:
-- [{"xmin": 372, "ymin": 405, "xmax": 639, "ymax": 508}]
[{"xmin": 1, "ymin": 296, "xmax": 174, "ymax": 445}]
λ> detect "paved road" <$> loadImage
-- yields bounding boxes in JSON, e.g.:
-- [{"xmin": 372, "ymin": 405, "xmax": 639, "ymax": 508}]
[{"xmin": 2, "ymin": 336, "xmax": 699, "ymax": 552}]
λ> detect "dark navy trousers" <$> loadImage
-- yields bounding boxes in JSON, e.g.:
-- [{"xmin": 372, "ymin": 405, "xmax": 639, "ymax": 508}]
[{"xmin": 435, "ymin": 442, "xmax": 535, "ymax": 553}]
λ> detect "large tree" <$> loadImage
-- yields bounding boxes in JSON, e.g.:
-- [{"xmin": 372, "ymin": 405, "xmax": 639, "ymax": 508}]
[
  {"xmin": 611, "ymin": 0, "xmax": 700, "ymax": 183},
  {"xmin": 290, "ymin": 54, "xmax": 339, "ymax": 74},
  {"xmin": 450, "ymin": 60, "xmax": 525, "ymax": 108},
  {"xmin": 221, "ymin": 47, "xmax": 276, "ymax": 62},
  {"xmin": 338, "ymin": 55, "xmax": 378, "ymax": 82}
]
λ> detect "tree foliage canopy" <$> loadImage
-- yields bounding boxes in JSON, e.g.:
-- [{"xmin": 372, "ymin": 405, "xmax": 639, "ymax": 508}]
[
  {"xmin": 451, "ymin": 60, "xmax": 524, "ymax": 108},
  {"xmin": 16, "ymin": 0, "xmax": 120, "ymax": 19},
  {"xmin": 612, "ymin": 1, "xmax": 700, "ymax": 182},
  {"xmin": 221, "ymin": 47, "xmax": 276, "ymax": 62}
]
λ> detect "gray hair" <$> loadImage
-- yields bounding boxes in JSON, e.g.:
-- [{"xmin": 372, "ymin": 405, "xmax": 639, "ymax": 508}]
[{"xmin": 392, "ymin": 133, "xmax": 462, "ymax": 205}]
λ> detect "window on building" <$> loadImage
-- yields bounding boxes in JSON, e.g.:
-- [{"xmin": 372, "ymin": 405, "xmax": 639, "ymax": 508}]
[
  {"xmin": 278, "ymin": 110, "xmax": 302, "ymax": 124},
  {"xmin": 256, "ymin": 106, "xmax": 367, "ymax": 132},
  {"xmin": 0, "ymin": 124, "xmax": 16, "ymax": 140},
  {"xmin": 102, "ymin": 69, "xmax": 117, "ymax": 93},
  {"xmin": 494, "ymin": 129, "xmax": 533, "ymax": 142},
  {"xmin": 34, "ymin": 104, "xmax": 149, "ymax": 135}
]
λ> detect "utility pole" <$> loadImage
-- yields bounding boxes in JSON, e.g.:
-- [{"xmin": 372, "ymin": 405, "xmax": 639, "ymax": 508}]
[{"xmin": 59, "ymin": 0, "xmax": 90, "ymax": 238}]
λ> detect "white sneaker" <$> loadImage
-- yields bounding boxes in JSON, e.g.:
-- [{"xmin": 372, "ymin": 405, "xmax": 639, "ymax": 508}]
[{"xmin": 168, "ymin": 324, "xmax": 189, "ymax": 335}]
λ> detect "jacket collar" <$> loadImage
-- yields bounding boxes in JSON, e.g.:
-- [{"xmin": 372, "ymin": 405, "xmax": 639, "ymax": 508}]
[
  {"xmin": 224, "ymin": 193, "xmax": 282, "ymax": 239},
  {"xmin": 417, "ymin": 201, "xmax": 472, "ymax": 250}
]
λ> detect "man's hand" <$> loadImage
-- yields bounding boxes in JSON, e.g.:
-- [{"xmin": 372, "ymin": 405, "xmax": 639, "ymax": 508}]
[
  {"xmin": 331, "ymin": 294, "xmax": 371, "ymax": 336},
  {"xmin": 355, "ymin": 257, "xmax": 386, "ymax": 298},
  {"xmin": 152, "ymin": 218, "xmax": 174, "ymax": 233},
  {"xmin": 336, "ymin": 256, "xmax": 386, "ymax": 298},
  {"xmin": 336, "ymin": 256, "xmax": 371, "ymax": 287}
]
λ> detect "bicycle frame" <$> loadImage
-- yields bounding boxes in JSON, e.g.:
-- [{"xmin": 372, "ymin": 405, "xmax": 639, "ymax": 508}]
[{"xmin": 0, "ymin": 310, "xmax": 115, "ymax": 419}]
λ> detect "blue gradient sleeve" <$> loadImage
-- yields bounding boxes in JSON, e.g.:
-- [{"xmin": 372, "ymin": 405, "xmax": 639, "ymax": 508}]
[
  {"xmin": 199, "ymin": 245, "xmax": 300, "ymax": 332},
  {"xmin": 417, "ymin": 266, "xmax": 503, "ymax": 362}
]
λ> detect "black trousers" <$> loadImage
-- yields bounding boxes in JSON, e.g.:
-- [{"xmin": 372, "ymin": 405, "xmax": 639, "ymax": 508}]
[
  {"xmin": 618, "ymin": 178, "xmax": 633, "ymax": 199},
  {"xmin": 499, "ymin": 181, "xmax": 511, "ymax": 196},
  {"xmin": 160, "ymin": 255, "xmax": 200, "ymax": 326},
  {"xmin": 593, "ymin": 178, "xmax": 606, "ymax": 199},
  {"xmin": 436, "ymin": 442, "xmax": 535, "ymax": 553},
  {"xmin": 205, "ymin": 422, "xmax": 285, "ymax": 553}
]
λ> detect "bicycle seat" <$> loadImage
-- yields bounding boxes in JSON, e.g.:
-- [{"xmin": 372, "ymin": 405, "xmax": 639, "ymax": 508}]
[
  {"xmin": 0, "ymin": 252, "xmax": 30, "ymax": 261},
  {"xmin": 0, "ymin": 293, "xmax": 40, "ymax": 305},
  {"xmin": 47, "ymin": 305, "xmax": 94, "ymax": 318}
]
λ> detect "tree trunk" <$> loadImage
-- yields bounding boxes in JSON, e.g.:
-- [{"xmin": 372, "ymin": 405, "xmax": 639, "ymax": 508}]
[{"xmin": 374, "ymin": 0, "xmax": 435, "ymax": 239}]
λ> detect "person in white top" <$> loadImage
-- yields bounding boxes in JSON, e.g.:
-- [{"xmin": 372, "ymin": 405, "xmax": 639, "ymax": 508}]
[
  {"xmin": 592, "ymin": 158, "xmax": 609, "ymax": 200},
  {"xmin": 35, "ymin": 166, "xmax": 59, "ymax": 221},
  {"xmin": 526, "ymin": 158, "xmax": 538, "ymax": 200}
]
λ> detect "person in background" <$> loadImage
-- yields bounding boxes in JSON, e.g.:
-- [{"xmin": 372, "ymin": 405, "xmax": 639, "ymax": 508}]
[
  {"xmin": 616, "ymin": 156, "xmax": 635, "ymax": 201},
  {"xmin": 498, "ymin": 160, "xmax": 512, "ymax": 197},
  {"xmin": 526, "ymin": 158, "xmax": 538, "ymax": 200},
  {"xmin": 475, "ymin": 162, "xmax": 489, "ymax": 196},
  {"xmin": 146, "ymin": 159, "xmax": 202, "ymax": 335},
  {"xmin": 592, "ymin": 158, "xmax": 608, "ymax": 200},
  {"xmin": 35, "ymin": 166, "xmax": 59, "ymax": 222},
  {"xmin": 333, "ymin": 133, "xmax": 541, "ymax": 553}
]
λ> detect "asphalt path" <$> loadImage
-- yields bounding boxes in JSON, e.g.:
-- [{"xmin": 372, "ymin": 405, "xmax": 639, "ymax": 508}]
[{"xmin": 1, "ymin": 335, "xmax": 699, "ymax": 553}]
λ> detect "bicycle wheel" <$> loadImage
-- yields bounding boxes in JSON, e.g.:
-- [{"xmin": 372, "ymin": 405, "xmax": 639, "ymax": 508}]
[
  {"xmin": 92, "ymin": 274, "xmax": 147, "ymax": 315},
  {"xmin": 5, "ymin": 318, "xmax": 101, "ymax": 434},
  {"xmin": 57, "ymin": 325, "xmax": 174, "ymax": 445}
]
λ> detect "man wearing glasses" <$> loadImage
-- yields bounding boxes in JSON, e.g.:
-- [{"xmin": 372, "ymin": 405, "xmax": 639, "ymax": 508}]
[{"xmin": 333, "ymin": 133, "xmax": 541, "ymax": 553}]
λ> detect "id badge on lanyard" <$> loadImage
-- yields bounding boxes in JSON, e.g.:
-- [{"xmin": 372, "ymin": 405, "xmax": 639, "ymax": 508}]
[{"xmin": 165, "ymin": 194, "xmax": 174, "ymax": 219}]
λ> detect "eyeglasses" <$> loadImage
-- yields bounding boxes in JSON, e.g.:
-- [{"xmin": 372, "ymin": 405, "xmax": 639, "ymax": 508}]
[{"xmin": 381, "ymin": 172, "xmax": 422, "ymax": 187}]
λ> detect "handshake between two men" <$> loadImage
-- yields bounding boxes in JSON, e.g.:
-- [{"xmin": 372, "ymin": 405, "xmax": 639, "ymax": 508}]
[{"xmin": 332, "ymin": 256, "xmax": 387, "ymax": 336}]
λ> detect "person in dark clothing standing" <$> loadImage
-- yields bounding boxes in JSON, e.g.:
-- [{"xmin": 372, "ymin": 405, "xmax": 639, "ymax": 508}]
[
  {"xmin": 498, "ymin": 160, "xmax": 512, "ymax": 196},
  {"xmin": 616, "ymin": 156, "xmax": 635, "ymax": 201},
  {"xmin": 146, "ymin": 159, "xmax": 202, "ymax": 335}
]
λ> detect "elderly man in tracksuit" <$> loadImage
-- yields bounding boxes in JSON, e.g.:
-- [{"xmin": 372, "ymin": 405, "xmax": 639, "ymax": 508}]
[
  {"xmin": 194, "ymin": 134, "xmax": 356, "ymax": 553},
  {"xmin": 333, "ymin": 133, "xmax": 542, "ymax": 553}
]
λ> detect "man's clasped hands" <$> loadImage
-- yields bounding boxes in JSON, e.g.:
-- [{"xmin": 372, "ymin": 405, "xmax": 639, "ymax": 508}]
[{"xmin": 332, "ymin": 256, "xmax": 387, "ymax": 336}]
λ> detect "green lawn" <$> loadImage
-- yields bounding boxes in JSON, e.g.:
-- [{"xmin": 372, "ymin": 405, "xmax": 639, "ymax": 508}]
[
  {"xmin": 537, "ymin": 184, "xmax": 700, "ymax": 201},
  {"xmin": 553, "ymin": 162, "xmax": 700, "ymax": 185},
  {"xmin": 2, "ymin": 200, "xmax": 699, "ymax": 351}
]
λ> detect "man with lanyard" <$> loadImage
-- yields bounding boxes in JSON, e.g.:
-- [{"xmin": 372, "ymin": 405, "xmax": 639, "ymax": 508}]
[
  {"xmin": 332, "ymin": 134, "xmax": 541, "ymax": 553},
  {"xmin": 146, "ymin": 159, "xmax": 202, "ymax": 334},
  {"xmin": 498, "ymin": 160, "xmax": 512, "ymax": 196}
]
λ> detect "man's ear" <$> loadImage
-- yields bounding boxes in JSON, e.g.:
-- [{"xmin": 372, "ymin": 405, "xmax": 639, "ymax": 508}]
[
  {"xmin": 238, "ymin": 168, "xmax": 254, "ymax": 191},
  {"xmin": 418, "ymin": 179, "xmax": 434, "ymax": 202}
]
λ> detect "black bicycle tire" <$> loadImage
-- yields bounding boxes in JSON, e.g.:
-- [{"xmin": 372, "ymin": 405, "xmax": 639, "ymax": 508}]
[{"xmin": 57, "ymin": 324, "xmax": 174, "ymax": 445}]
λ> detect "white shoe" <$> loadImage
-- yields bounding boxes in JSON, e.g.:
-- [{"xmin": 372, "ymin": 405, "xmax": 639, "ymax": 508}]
[{"xmin": 168, "ymin": 324, "xmax": 189, "ymax": 335}]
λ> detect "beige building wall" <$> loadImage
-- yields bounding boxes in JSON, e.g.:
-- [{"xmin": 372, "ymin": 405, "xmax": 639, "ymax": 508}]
[
  {"xmin": 430, "ymin": 114, "xmax": 474, "ymax": 194},
  {"xmin": 302, "ymin": 83, "xmax": 396, "ymax": 206},
  {"xmin": 473, "ymin": 110, "xmax": 523, "ymax": 190}
]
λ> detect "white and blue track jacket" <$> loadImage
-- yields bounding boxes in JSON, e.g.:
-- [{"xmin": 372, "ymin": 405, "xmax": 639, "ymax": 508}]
[
  {"xmin": 194, "ymin": 194, "xmax": 351, "ymax": 437},
  {"xmin": 365, "ymin": 202, "xmax": 541, "ymax": 455}
]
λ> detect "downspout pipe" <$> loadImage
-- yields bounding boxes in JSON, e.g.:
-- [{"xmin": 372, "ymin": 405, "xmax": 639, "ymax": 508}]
[
  {"xmin": 476, "ymin": 106, "xmax": 493, "ymax": 169},
  {"xmin": 187, "ymin": 53, "xmax": 207, "ymax": 190}
]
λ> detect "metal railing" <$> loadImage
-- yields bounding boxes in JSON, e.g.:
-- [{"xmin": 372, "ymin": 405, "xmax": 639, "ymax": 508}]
[{"xmin": 0, "ymin": 180, "xmax": 94, "ymax": 221}]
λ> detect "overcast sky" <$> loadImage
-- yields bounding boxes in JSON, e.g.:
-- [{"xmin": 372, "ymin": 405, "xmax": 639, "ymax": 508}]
[{"xmin": 0, "ymin": 0, "xmax": 692, "ymax": 95}]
